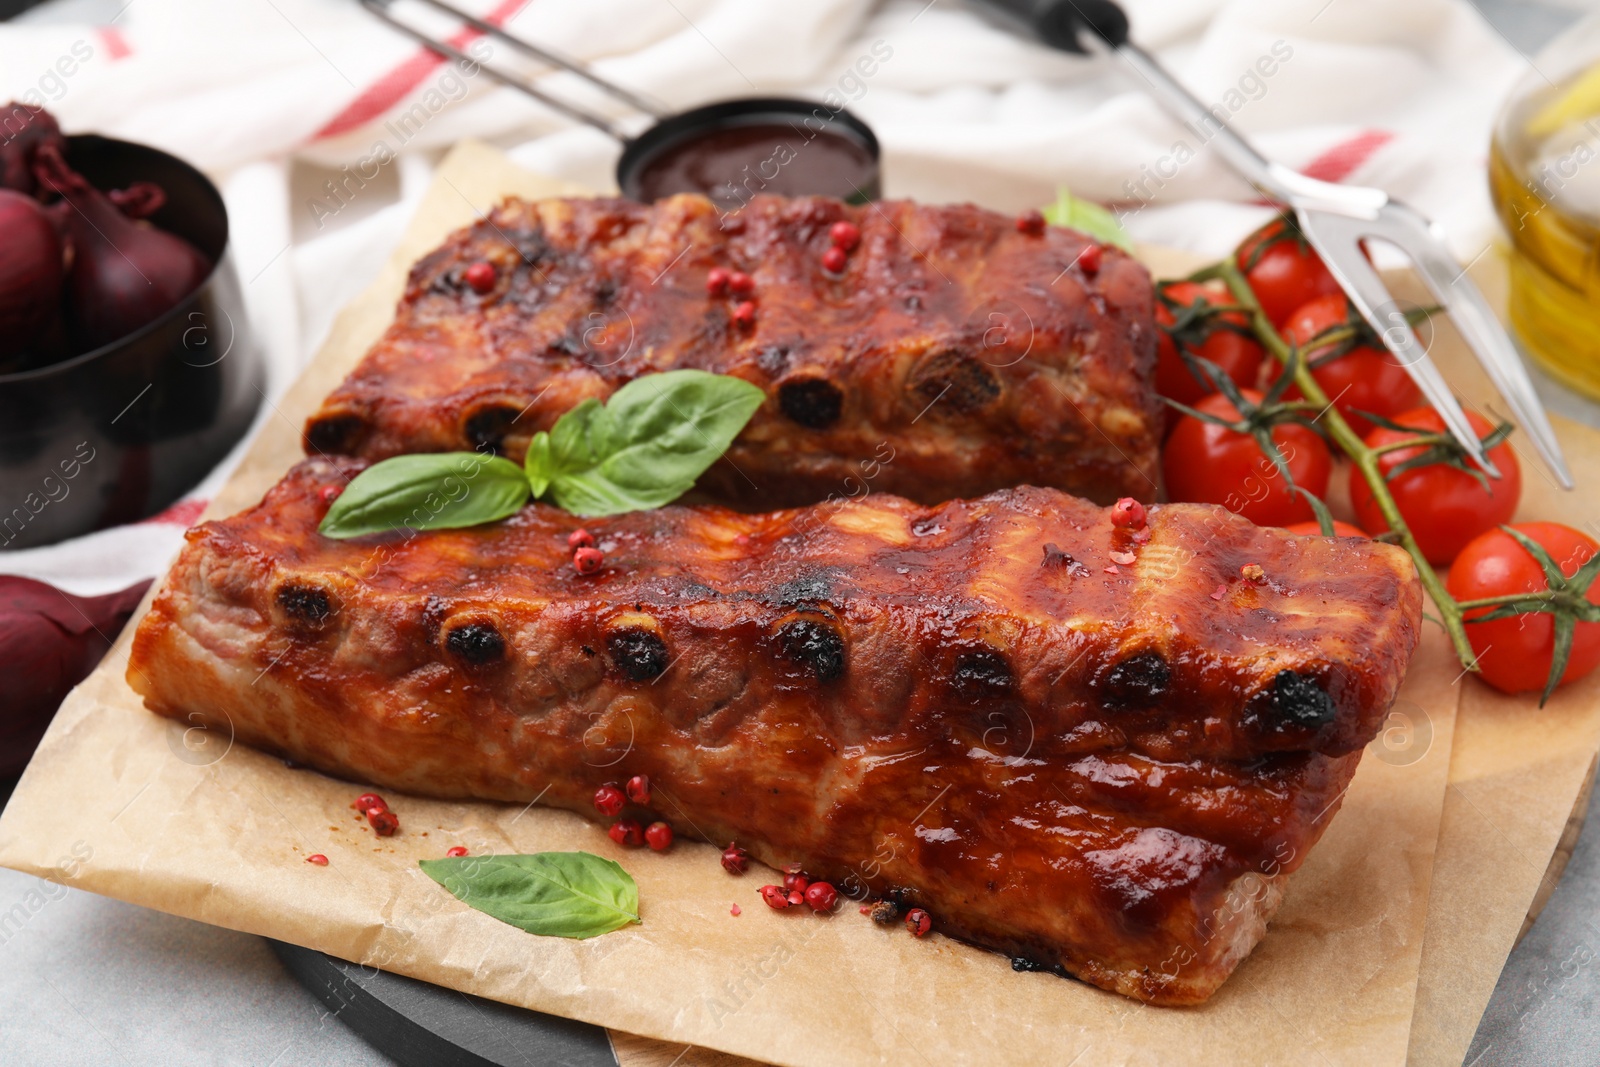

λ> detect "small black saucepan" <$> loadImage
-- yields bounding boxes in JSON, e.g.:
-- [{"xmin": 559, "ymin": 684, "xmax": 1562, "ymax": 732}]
[
  {"xmin": 0, "ymin": 135, "xmax": 261, "ymax": 551},
  {"xmin": 361, "ymin": 0, "xmax": 881, "ymax": 208}
]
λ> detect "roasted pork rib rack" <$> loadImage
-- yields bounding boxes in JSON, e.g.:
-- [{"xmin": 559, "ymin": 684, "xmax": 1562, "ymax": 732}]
[
  {"xmin": 302, "ymin": 195, "xmax": 1162, "ymax": 508},
  {"xmin": 130, "ymin": 458, "xmax": 1421, "ymax": 1003}
]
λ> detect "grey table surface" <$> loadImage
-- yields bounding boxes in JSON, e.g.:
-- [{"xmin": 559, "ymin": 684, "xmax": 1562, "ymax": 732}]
[{"xmin": 4, "ymin": 0, "xmax": 1600, "ymax": 1064}]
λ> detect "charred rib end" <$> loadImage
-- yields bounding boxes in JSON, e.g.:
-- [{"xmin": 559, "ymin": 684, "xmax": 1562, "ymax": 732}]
[
  {"xmin": 778, "ymin": 618, "xmax": 846, "ymax": 682},
  {"xmin": 778, "ymin": 378, "xmax": 844, "ymax": 429},
  {"xmin": 608, "ymin": 627, "xmax": 668, "ymax": 682},
  {"xmin": 1270, "ymin": 670, "xmax": 1337, "ymax": 729},
  {"xmin": 304, "ymin": 412, "xmax": 368, "ymax": 457},
  {"xmin": 446, "ymin": 622, "xmax": 506, "ymax": 665}
]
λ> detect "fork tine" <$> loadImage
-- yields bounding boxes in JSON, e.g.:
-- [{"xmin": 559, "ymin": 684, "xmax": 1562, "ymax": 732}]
[
  {"xmin": 1382, "ymin": 218, "xmax": 1575, "ymax": 489},
  {"xmin": 1294, "ymin": 209, "xmax": 1501, "ymax": 478}
]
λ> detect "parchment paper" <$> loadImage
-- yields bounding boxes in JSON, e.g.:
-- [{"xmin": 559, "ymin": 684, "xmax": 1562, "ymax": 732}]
[
  {"xmin": 1401, "ymin": 259, "xmax": 1600, "ymax": 1067},
  {"xmin": 0, "ymin": 139, "xmax": 1582, "ymax": 1065}
]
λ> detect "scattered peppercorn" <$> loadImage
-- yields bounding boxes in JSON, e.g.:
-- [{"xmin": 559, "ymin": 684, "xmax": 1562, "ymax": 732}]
[
  {"xmin": 1210, "ymin": 583, "xmax": 1228, "ymax": 601},
  {"xmin": 869, "ymin": 900, "xmax": 899, "ymax": 925},
  {"xmin": 1016, "ymin": 210, "xmax": 1046, "ymax": 236},
  {"xmin": 1110, "ymin": 550, "xmax": 1136, "ymax": 566},
  {"xmin": 1077, "ymin": 243, "xmax": 1103, "ymax": 275},
  {"xmin": 573, "ymin": 546, "xmax": 604, "ymax": 575},
  {"xmin": 721, "ymin": 843, "xmax": 750, "ymax": 875},
  {"xmin": 319, "ymin": 484, "xmax": 343, "ymax": 505},
  {"xmin": 759, "ymin": 884, "xmax": 790, "ymax": 910},
  {"xmin": 786, "ymin": 889, "xmax": 805, "ymax": 907},
  {"xmin": 608, "ymin": 819, "xmax": 643, "ymax": 847},
  {"xmin": 727, "ymin": 271, "xmax": 754, "ymax": 296},
  {"xmin": 706, "ymin": 267, "xmax": 730, "ymax": 296},
  {"xmin": 445, "ymin": 846, "xmax": 468, "ymax": 857},
  {"xmin": 783, "ymin": 868, "xmax": 810, "ymax": 893},
  {"xmin": 645, "ymin": 820, "xmax": 673, "ymax": 851},
  {"xmin": 731, "ymin": 300, "xmax": 757, "ymax": 328},
  {"xmin": 1109, "ymin": 497, "xmax": 1146, "ymax": 529},
  {"xmin": 625, "ymin": 774, "xmax": 651, "ymax": 805},
  {"xmin": 568, "ymin": 528, "xmax": 595, "ymax": 551},
  {"xmin": 829, "ymin": 220, "xmax": 861, "ymax": 250},
  {"xmin": 821, "ymin": 245, "xmax": 848, "ymax": 273},
  {"xmin": 859, "ymin": 905, "xmax": 873, "ymax": 916},
  {"xmin": 593, "ymin": 783, "xmax": 626, "ymax": 817},
  {"xmin": 351, "ymin": 792, "xmax": 387, "ymax": 812},
  {"xmin": 306, "ymin": 854, "xmax": 329, "ymax": 866},
  {"xmin": 730, "ymin": 903, "xmax": 742, "ymax": 916},
  {"xmin": 367, "ymin": 808, "xmax": 400, "ymax": 837},
  {"xmin": 905, "ymin": 908, "xmax": 933, "ymax": 937},
  {"xmin": 804, "ymin": 881, "xmax": 838, "ymax": 911},
  {"xmin": 464, "ymin": 260, "xmax": 497, "ymax": 294}
]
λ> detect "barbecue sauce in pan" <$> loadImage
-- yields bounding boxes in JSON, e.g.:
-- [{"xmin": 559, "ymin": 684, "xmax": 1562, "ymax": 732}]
[{"xmin": 630, "ymin": 121, "xmax": 878, "ymax": 209}]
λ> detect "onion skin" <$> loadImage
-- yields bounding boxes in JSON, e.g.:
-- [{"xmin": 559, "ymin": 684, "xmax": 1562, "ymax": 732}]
[
  {"xmin": 0, "ymin": 576, "xmax": 150, "ymax": 779},
  {"xmin": 109, "ymin": 181, "xmax": 167, "ymax": 219},
  {"xmin": 33, "ymin": 142, "xmax": 211, "ymax": 352},
  {"xmin": 0, "ymin": 188, "xmax": 66, "ymax": 366},
  {"xmin": 0, "ymin": 101, "xmax": 63, "ymax": 197}
]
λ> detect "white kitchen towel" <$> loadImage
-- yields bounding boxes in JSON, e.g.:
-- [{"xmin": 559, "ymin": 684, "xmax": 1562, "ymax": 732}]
[{"xmin": 0, "ymin": 0, "xmax": 1530, "ymax": 594}]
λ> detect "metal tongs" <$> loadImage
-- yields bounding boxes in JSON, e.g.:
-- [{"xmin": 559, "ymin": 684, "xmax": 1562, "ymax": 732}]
[{"xmin": 977, "ymin": 0, "xmax": 1573, "ymax": 487}]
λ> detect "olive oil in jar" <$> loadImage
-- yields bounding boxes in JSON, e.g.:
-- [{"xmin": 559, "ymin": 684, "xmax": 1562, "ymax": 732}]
[{"xmin": 1491, "ymin": 13, "xmax": 1600, "ymax": 402}]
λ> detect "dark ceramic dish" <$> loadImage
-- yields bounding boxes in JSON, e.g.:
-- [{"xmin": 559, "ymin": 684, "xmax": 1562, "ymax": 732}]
[{"xmin": 0, "ymin": 134, "xmax": 261, "ymax": 551}]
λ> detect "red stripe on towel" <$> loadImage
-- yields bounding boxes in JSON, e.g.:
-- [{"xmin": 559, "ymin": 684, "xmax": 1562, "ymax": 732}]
[
  {"xmin": 312, "ymin": 0, "xmax": 526, "ymax": 141},
  {"xmin": 1301, "ymin": 129, "xmax": 1395, "ymax": 183}
]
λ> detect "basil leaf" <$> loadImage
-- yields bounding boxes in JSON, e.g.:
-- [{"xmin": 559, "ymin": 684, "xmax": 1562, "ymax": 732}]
[
  {"xmin": 1043, "ymin": 187, "xmax": 1134, "ymax": 251},
  {"xmin": 541, "ymin": 370, "xmax": 765, "ymax": 517},
  {"xmin": 319, "ymin": 452, "xmax": 530, "ymax": 539},
  {"xmin": 523, "ymin": 431, "xmax": 553, "ymax": 499},
  {"xmin": 419, "ymin": 851, "xmax": 641, "ymax": 939}
]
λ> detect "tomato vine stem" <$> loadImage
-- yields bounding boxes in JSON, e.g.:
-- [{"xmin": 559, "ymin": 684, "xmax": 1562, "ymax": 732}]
[{"xmin": 1198, "ymin": 260, "xmax": 1481, "ymax": 669}]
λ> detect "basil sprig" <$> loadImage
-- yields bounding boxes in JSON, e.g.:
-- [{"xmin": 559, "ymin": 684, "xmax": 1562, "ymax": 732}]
[
  {"xmin": 526, "ymin": 369, "xmax": 764, "ymax": 515},
  {"xmin": 419, "ymin": 851, "xmax": 641, "ymax": 939},
  {"xmin": 318, "ymin": 370, "xmax": 764, "ymax": 538}
]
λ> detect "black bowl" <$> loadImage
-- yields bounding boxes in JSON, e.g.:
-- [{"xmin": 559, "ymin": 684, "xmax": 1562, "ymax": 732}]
[
  {"xmin": 0, "ymin": 134, "xmax": 262, "ymax": 551},
  {"xmin": 616, "ymin": 97, "xmax": 881, "ymax": 208}
]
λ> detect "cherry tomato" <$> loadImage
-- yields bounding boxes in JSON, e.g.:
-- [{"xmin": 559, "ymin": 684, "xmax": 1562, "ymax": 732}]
[
  {"xmin": 1154, "ymin": 281, "xmax": 1265, "ymax": 410},
  {"xmin": 1349, "ymin": 407, "xmax": 1521, "ymax": 565},
  {"xmin": 1162, "ymin": 389, "xmax": 1333, "ymax": 527},
  {"xmin": 1284, "ymin": 520, "xmax": 1368, "ymax": 539},
  {"xmin": 1447, "ymin": 523, "xmax": 1600, "ymax": 696},
  {"xmin": 1235, "ymin": 217, "xmax": 1342, "ymax": 325},
  {"xmin": 1279, "ymin": 293, "xmax": 1421, "ymax": 438}
]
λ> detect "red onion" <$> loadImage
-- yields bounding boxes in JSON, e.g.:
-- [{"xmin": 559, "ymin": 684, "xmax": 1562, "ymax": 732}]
[
  {"xmin": 109, "ymin": 181, "xmax": 167, "ymax": 219},
  {"xmin": 0, "ymin": 188, "xmax": 66, "ymax": 366},
  {"xmin": 32, "ymin": 143, "xmax": 211, "ymax": 352},
  {"xmin": 0, "ymin": 576, "xmax": 150, "ymax": 779},
  {"xmin": 0, "ymin": 101, "xmax": 63, "ymax": 197}
]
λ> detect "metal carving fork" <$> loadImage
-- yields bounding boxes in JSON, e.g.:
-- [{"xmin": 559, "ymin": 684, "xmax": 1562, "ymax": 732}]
[{"xmin": 977, "ymin": 0, "xmax": 1574, "ymax": 487}]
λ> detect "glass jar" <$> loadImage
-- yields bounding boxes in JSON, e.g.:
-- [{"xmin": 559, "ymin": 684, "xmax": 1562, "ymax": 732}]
[{"xmin": 1490, "ymin": 10, "xmax": 1600, "ymax": 402}]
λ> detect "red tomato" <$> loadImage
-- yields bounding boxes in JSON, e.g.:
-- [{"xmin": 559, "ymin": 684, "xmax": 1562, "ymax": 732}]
[
  {"xmin": 1284, "ymin": 520, "xmax": 1369, "ymax": 539},
  {"xmin": 1447, "ymin": 523, "xmax": 1600, "ymax": 696},
  {"xmin": 1350, "ymin": 407, "xmax": 1521, "ymax": 565},
  {"xmin": 1236, "ymin": 217, "xmax": 1342, "ymax": 325},
  {"xmin": 1162, "ymin": 389, "xmax": 1333, "ymax": 527},
  {"xmin": 1154, "ymin": 281, "xmax": 1265, "ymax": 409},
  {"xmin": 1279, "ymin": 293, "xmax": 1421, "ymax": 438}
]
